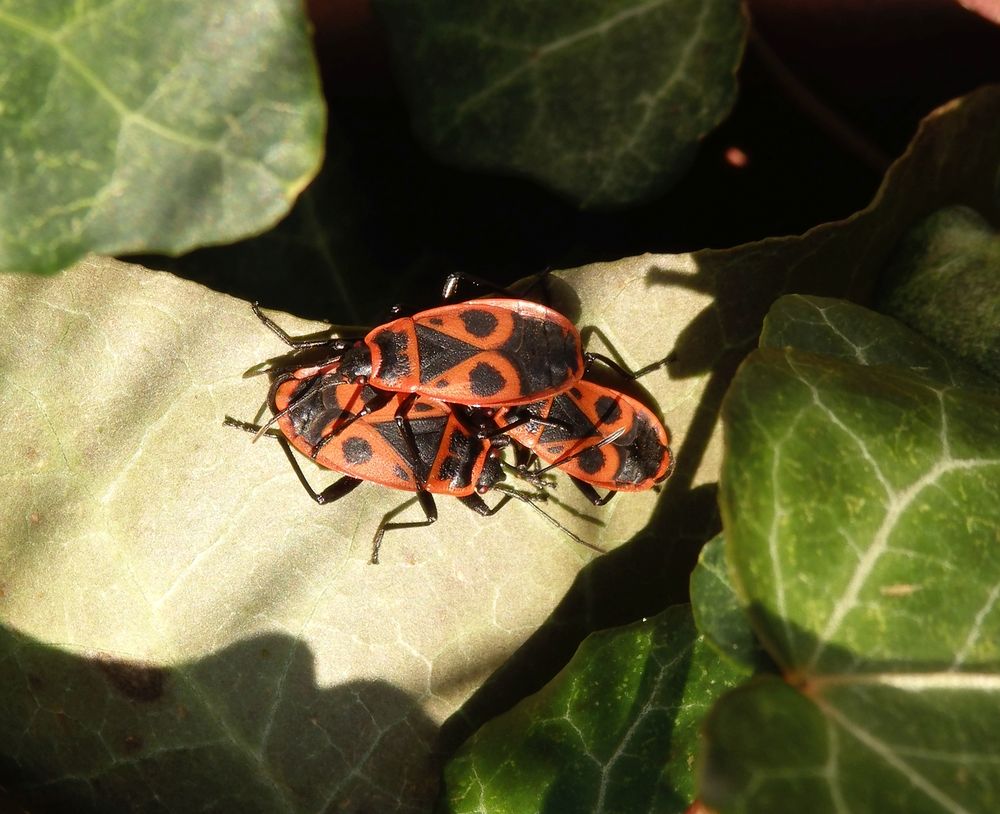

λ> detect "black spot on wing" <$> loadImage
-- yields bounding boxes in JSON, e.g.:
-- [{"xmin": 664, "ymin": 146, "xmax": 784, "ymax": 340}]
[
  {"xmin": 342, "ymin": 437, "xmax": 373, "ymax": 465},
  {"xmin": 460, "ymin": 308, "xmax": 499, "ymax": 338},
  {"xmin": 577, "ymin": 446, "xmax": 606, "ymax": 475},
  {"xmin": 469, "ymin": 362, "xmax": 507, "ymax": 397},
  {"xmin": 594, "ymin": 395, "xmax": 622, "ymax": 425}
]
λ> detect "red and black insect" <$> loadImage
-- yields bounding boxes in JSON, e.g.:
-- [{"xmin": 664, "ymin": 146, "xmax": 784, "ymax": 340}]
[
  {"xmin": 334, "ymin": 297, "xmax": 585, "ymax": 407},
  {"xmin": 250, "ymin": 273, "xmax": 646, "ymax": 411},
  {"xmin": 228, "ymin": 361, "xmax": 602, "ymax": 563},
  {"xmin": 493, "ymin": 380, "xmax": 673, "ymax": 505}
]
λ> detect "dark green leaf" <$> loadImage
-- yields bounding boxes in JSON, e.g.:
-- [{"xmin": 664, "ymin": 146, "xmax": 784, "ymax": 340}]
[
  {"xmin": 374, "ymin": 0, "xmax": 747, "ymax": 208},
  {"xmin": 0, "ymin": 1, "xmax": 325, "ymax": 274},
  {"xmin": 760, "ymin": 294, "xmax": 997, "ymax": 391},
  {"xmin": 689, "ymin": 534, "xmax": 766, "ymax": 670},
  {"xmin": 877, "ymin": 205, "xmax": 1000, "ymax": 381},
  {"xmin": 441, "ymin": 606, "xmax": 749, "ymax": 814},
  {"xmin": 709, "ymin": 347, "xmax": 1000, "ymax": 812}
]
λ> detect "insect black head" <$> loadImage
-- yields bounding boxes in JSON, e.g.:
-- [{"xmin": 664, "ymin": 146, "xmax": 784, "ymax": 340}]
[{"xmin": 337, "ymin": 345, "xmax": 373, "ymax": 382}]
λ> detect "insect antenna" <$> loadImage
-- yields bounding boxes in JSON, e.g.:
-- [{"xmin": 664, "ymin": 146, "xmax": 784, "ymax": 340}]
[
  {"xmin": 492, "ymin": 485, "xmax": 606, "ymax": 555},
  {"xmin": 528, "ymin": 426, "xmax": 627, "ymax": 477}
]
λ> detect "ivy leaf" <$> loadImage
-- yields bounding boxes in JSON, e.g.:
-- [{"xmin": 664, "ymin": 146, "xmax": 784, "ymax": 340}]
[
  {"xmin": 877, "ymin": 205, "xmax": 1000, "ymax": 381},
  {"xmin": 0, "ymin": 1, "xmax": 325, "ymax": 274},
  {"xmin": 689, "ymin": 534, "xmax": 766, "ymax": 671},
  {"xmin": 707, "ymin": 346, "xmax": 1000, "ymax": 813},
  {"xmin": 760, "ymin": 294, "xmax": 997, "ymax": 392},
  {"xmin": 373, "ymin": 0, "xmax": 747, "ymax": 208},
  {"xmin": 440, "ymin": 605, "xmax": 749, "ymax": 814}
]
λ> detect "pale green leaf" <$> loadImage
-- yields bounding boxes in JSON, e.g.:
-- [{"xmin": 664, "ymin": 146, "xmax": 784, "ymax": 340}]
[{"xmin": 0, "ymin": 257, "xmax": 684, "ymax": 812}]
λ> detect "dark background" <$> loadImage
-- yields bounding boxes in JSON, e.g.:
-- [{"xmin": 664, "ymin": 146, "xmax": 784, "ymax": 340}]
[{"xmin": 150, "ymin": 0, "xmax": 1000, "ymax": 322}]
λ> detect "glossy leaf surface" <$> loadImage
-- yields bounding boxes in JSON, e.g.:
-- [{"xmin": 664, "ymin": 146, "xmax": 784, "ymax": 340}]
[{"xmin": 441, "ymin": 606, "xmax": 749, "ymax": 814}]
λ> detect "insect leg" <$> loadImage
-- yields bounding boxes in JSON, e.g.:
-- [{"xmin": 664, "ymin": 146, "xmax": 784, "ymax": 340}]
[
  {"xmin": 370, "ymin": 490, "xmax": 438, "ymax": 564},
  {"xmin": 568, "ymin": 476, "xmax": 617, "ymax": 507},
  {"xmin": 488, "ymin": 486, "xmax": 607, "ymax": 554},
  {"xmin": 476, "ymin": 409, "xmax": 575, "ymax": 440},
  {"xmin": 392, "ymin": 393, "xmax": 428, "ymax": 487},
  {"xmin": 581, "ymin": 325, "xmax": 675, "ymax": 380},
  {"xmin": 225, "ymin": 416, "xmax": 364, "ymax": 505},
  {"xmin": 251, "ymin": 302, "xmax": 359, "ymax": 351},
  {"xmin": 225, "ymin": 416, "xmax": 275, "ymax": 437}
]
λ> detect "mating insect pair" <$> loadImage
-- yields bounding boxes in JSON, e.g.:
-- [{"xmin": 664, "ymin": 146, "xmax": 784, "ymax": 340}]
[{"xmin": 229, "ymin": 274, "xmax": 673, "ymax": 563}]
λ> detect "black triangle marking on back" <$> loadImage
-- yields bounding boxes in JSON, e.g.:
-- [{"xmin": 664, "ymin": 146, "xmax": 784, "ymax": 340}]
[
  {"xmin": 415, "ymin": 324, "xmax": 482, "ymax": 384},
  {"xmin": 539, "ymin": 393, "xmax": 601, "ymax": 444},
  {"xmin": 372, "ymin": 415, "xmax": 449, "ymax": 472}
]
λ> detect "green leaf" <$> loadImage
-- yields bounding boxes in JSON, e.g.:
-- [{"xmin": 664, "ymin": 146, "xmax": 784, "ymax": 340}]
[
  {"xmin": 877, "ymin": 205, "xmax": 1000, "ymax": 381},
  {"xmin": 704, "ymin": 675, "xmax": 1000, "ymax": 814},
  {"xmin": 689, "ymin": 534, "xmax": 766, "ymax": 670},
  {"xmin": 708, "ymin": 347, "xmax": 1000, "ymax": 812},
  {"xmin": 373, "ymin": 0, "xmax": 747, "ymax": 208},
  {"xmin": 760, "ymin": 294, "xmax": 997, "ymax": 392},
  {"xmin": 0, "ymin": 0, "xmax": 325, "ymax": 274},
  {"xmin": 144, "ymin": 124, "xmax": 382, "ymax": 327},
  {"xmin": 441, "ymin": 605, "xmax": 749, "ymax": 814}
]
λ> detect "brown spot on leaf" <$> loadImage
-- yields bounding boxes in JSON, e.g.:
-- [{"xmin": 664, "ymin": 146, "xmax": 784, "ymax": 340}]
[
  {"xmin": 123, "ymin": 734, "xmax": 143, "ymax": 754},
  {"xmin": 54, "ymin": 710, "xmax": 71, "ymax": 734},
  {"xmin": 96, "ymin": 658, "xmax": 167, "ymax": 703}
]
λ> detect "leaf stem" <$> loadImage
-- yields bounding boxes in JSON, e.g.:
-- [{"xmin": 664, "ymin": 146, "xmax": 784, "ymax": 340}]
[{"xmin": 748, "ymin": 26, "xmax": 892, "ymax": 176}]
